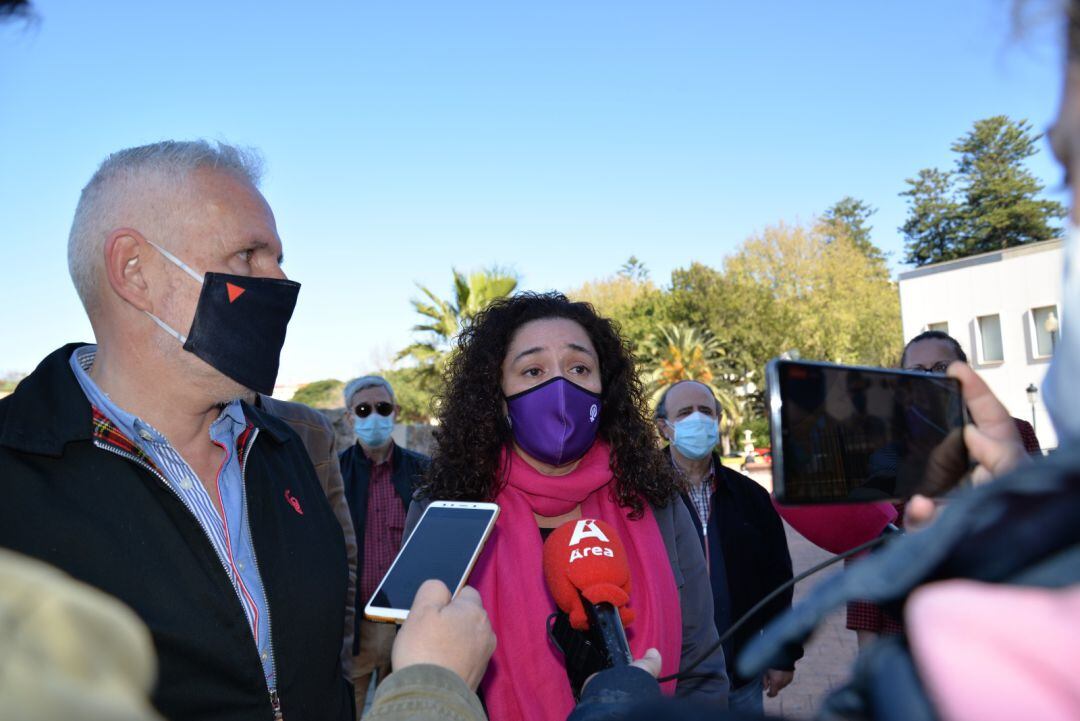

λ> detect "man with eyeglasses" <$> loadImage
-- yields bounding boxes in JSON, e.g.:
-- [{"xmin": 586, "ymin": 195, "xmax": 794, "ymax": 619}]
[{"xmin": 338, "ymin": 375, "xmax": 431, "ymax": 714}]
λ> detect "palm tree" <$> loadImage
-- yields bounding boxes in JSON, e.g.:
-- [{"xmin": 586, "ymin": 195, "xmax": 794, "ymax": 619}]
[
  {"xmin": 398, "ymin": 268, "xmax": 519, "ymax": 394},
  {"xmin": 639, "ymin": 324, "xmax": 744, "ymax": 454}
]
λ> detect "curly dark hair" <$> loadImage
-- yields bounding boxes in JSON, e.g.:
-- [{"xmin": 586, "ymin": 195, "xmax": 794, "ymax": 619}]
[{"xmin": 418, "ymin": 291, "xmax": 676, "ymax": 518}]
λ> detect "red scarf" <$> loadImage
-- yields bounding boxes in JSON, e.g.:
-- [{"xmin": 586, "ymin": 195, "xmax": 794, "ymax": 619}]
[{"xmin": 470, "ymin": 440, "xmax": 682, "ymax": 721}]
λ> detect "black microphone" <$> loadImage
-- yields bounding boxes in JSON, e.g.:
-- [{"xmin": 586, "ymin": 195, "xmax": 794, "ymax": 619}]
[{"xmin": 581, "ymin": 593, "xmax": 632, "ymax": 667}]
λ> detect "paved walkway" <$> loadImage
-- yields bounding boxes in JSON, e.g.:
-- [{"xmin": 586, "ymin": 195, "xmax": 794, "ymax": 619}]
[
  {"xmin": 761, "ymin": 521, "xmax": 857, "ymax": 719},
  {"xmin": 740, "ymin": 469, "xmax": 858, "ymax": 719}
]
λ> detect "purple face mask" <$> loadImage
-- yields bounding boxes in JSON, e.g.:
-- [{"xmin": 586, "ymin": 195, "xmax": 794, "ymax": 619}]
[{"xmin": 506, "ymin": 376, "xmax": 602, "ymax": 467}]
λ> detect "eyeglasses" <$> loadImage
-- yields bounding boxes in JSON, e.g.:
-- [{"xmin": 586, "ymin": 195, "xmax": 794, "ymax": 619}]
[
  {"xmin": 905, "ymin": 361, "xmax": 952, "ymax": 374},
  {"xmin": 354, "ymin": 401, "xmax": 394, "ymax": 418}
]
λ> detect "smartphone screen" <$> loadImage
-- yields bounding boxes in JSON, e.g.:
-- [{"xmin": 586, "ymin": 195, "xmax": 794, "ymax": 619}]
[
  {"xmin": 769, "ymin": 360, "xmax": 968, "ymax": 504},
  {"xmin": 366, "ymin": 503, "xmax": 498, "ymax": 620}
]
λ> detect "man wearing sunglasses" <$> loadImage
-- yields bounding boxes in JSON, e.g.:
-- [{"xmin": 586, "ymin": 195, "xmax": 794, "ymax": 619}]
[{"xmin": 338, "ymin": 375, "xmax": 431, "ymax": 714}]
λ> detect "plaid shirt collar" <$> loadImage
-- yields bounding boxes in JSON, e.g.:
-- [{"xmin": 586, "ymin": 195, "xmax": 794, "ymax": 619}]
[{"xmin": 73, "ymin": 345, "xmax": 255, "ymax": 467}]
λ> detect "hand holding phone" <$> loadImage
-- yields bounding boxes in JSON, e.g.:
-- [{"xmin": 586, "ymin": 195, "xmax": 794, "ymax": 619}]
[
  {"xmin": 906, "ymin": 361, "xmax": 1032, "ymax": 530},
  {"xmin": 391, "ymin": 580, "xmax": 496, "ymax": 692},
  {"xmin": 365, "ymin": 501, "xmax": 499, "ymax": 623},
  {"xmin": 767, "ymin": 359, "xmax": 971, "ymax": 504}
]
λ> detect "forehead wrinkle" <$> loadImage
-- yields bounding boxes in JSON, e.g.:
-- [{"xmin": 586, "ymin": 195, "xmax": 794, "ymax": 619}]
[
  {"xmin": 567, "ymin": 342, "xmax": 596, "ymax": 357},
  {"xmin": 511, "ymin": 346, "xmax": 545, "ymax": 364}
]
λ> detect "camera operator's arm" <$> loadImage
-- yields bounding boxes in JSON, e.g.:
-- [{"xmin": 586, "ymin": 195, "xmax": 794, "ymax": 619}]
[
  {"xmin": 908, "ymin": 362, "xmax": 1030, "ymax": 529},
  {"xmin": 364, "ymin": 581, "xmax": 495, "ymax": 721}
]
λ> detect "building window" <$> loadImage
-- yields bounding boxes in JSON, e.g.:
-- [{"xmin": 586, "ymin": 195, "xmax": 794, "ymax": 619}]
[
  {"xmin": 977, "ymin": 314, "xmax": 1004, "ymax": 363},
  {"xmin": 927, "ymin": 321, "xmax": 949, "ymax": 334},
  {"xmin": 1031, "ymin": 305, "xmax": 1060, "ymax": 358}
]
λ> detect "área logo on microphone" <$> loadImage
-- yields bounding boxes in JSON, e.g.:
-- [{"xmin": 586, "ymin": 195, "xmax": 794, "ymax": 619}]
[{"xmin": 567, "ymin": 518, "xmax": 615, "ymax": 563}]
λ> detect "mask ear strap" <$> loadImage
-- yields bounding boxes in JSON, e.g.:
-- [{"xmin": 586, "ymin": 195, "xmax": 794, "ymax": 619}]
[
  {"xmin": 145, "ymin": 239, "xmax": 204, "ymax": 284},
  {"xmin": 145, "ymin": 310, "xmax": 188, "ymax": 344}
]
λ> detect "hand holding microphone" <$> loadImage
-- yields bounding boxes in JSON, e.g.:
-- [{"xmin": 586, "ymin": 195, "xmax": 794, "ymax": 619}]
[{"xmin": 542, "ymin": 518, "xmax": 635, "ymax": 669}]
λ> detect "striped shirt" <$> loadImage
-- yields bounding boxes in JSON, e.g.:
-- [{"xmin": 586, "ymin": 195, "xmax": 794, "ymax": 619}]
[{"xmin": 69, "ymin": 346, "xmax": 274, "ymax": 687}]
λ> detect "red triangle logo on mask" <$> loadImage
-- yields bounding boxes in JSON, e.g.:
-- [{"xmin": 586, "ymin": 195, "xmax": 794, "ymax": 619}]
[{"xmin": 226, "ymin": 283, "xmax": 246, "ymax": 303}]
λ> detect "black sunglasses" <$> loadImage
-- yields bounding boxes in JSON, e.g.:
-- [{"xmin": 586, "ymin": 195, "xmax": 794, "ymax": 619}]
[{"xmin": 354, "ymin": 401, "xmax": 394, "ymax": 418}]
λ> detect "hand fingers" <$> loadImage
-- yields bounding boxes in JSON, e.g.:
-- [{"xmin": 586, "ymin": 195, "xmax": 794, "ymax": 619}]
[
  {"xmin": 630, "ymin": 648, "xmax": 662, "ymax": 679},
  {"xmin": 964, "ymin": 424, "xmax": 1026, "ymax": 481},
  {"xmin": 453, "ymin": 585, "xmax": 484, "ymax": 608},
  {"xmin": 948, "ymin": 363, "xmax": 1020, "ymax": 443},
  {"xmin": 904, "ymin": 494, "xmax": 938, "ymax": 529},
  {"xmin": 411, "ymin": 579, "xmax": 452, "ymax": 611},
  {"xmin": 919, "ymin": 427, "xmax": 968, "ymax": 496}
]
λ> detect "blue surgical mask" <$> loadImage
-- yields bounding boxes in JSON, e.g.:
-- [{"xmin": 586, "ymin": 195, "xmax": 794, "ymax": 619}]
[
  {"xmin": 670, "ymin": 412, "xmax": 720, "ymax": 460},
  {"xmin": 1044, "ymin": 222, "xmax": 1080, "ymax": 444},
  {"xmin": 354, "ymin": 414, "xmax": 394, "ymax": 448}
]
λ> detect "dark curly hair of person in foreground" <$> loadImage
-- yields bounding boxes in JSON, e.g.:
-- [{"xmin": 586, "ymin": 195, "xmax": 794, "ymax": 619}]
[{"xmin": 417, "ymin": 291, "xmax": 677, "ymax": 518}]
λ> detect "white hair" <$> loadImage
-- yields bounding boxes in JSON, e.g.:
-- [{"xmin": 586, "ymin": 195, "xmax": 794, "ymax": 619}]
[
  {"xmin": 67, "ymin": 140, "xmax": 264, "ymax": 316},
  {"xmin": 344, "ymin": 375, "xmax": 396, "ymax": 407}
]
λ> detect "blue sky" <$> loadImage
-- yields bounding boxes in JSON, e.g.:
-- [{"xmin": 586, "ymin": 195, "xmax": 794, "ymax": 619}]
[{"xmin": 0, "ymin": 0, "xmax": 1068, "ymax": 385}]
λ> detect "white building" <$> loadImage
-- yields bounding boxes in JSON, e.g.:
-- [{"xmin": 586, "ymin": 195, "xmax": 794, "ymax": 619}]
[{"xmin": 898, "ymin": 239, "xmax": 1063, "ymax": 449}]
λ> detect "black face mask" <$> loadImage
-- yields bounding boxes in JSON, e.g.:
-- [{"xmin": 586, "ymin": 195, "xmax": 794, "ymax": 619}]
[{"xmin": 145, "ymin": 240, "xmax": 300, "ymax": 395}]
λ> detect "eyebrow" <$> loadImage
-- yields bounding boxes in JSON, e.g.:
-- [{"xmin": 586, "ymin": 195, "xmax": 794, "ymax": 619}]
[
  {"xmin": 512, "ymin": 347, "xmax": 544, "ymax": 364},
  {"xmin": 245, "ymin": 239, "xmax": 284, "ymax": 265},
  {"xmin": 676, "ymin": 404, "xmax": 716, "ymax": 414},
  {"xmin": 511, "ymin": 342, "xmax": 597, "ymax": 365}
]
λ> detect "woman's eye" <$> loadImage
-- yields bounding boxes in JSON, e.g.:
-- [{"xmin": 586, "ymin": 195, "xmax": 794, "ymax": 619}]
[
  {"xmin": 524, "ymin": 368, "xmax": 542, "ymax": 378},
  {"xmin": 570, "ymin": 364, "xmax": 590, "ymax": 375}
]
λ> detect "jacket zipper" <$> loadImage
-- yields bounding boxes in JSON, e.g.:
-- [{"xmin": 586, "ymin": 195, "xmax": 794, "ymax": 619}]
[
  {"xmin": 96, "ymin": 433, "xmax": 282, "ymax": 721},
  {"xmin": 240, "ymin": 428, "xmax": 283, "ymax": 721}
]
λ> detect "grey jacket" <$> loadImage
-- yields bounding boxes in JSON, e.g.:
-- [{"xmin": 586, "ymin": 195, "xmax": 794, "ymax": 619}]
[{"xmin": 404, "ymin": 498, "xmax": 730, "ymax": 706}]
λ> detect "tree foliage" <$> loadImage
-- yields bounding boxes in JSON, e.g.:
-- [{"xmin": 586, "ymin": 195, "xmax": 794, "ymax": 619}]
[
  {"xmin": 567, "ymin": 270, "xmax": 663, "ymax": 348},
  {"xmin": 290, "ymin": 378, "xmax": 345, "ymax": 408},
  {"xmin": 397, "ymin": 267, "xmax": 519, "ymax": 397},
  {"xmin": 901, "ymin": 116, "xmax": 1065, "ymax": 266},
  {"xmin": 721, "ymin": 221, "xmax": 902, "ymax": 369},
  {"xmin": 637, "ymin": 323, "xmax": 744, "ymax": 452},
  {"xmin": 821, "ymin": 196, "xmax": 886, "ymax": 265}
]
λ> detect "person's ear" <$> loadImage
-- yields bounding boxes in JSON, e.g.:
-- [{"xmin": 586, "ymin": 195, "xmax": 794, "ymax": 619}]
[
  {"xmin": 103, "ymin": 229, "xmax": 154, "ymax": 312},
  {"xmin": 393, "ymin": 403, "xmax": 402, "ymax": 419},
  {"xmin": 655, "ymin": 419, "xmax": 671, "ymax": 442}
]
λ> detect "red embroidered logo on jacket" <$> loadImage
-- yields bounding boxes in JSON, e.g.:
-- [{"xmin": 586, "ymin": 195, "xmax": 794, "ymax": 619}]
[{"xmin": 284, "ymin": 489, "xmax": 303, "ymax": 515}]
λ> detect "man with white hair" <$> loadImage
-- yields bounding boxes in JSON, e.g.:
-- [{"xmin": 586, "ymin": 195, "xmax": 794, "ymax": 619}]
[
  {"xmin": 338, "ymin": 375, "xmax": 430, "ymax": 712},
  {"xmin": 0, "ymin": 141, "xmax": 353, "ymax": 721}
]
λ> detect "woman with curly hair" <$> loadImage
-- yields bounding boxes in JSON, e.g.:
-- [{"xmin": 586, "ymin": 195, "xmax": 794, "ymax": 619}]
[{"xmin": 406, "ymin": 292, "xmax": 729, "ymax": 721}]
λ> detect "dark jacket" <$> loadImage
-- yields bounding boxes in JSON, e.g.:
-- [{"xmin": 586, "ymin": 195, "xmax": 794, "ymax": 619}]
[
  {"xmin": 405, "ymin": 493, "xmax": 730, "ymax": 705},
  {"xmin": 0, "ymin": 345, "xmax": 352, "ymax": 721},
  {"xmin": 257, "ymin": 393, "xmax": 358, "ymax": 677},
  {"xmin": 339, "ymin": 441, "xmax": 430, "ymax": 654},
  {"xmin": 675, "ymin": 449, "xmax": 802, "ymax": 688}
]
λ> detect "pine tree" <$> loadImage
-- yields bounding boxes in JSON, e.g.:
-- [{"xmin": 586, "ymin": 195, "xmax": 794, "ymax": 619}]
[
  {"xmin": 821, "ymin": 196, "xmax": 887, "ymax": 265},
  {"xmin": 900, "ymin": 116, "xmax": 1065, "ymax": 266}
]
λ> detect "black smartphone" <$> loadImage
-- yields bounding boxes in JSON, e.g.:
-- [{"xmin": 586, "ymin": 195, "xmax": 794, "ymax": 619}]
[{"xmin": 766, "ymin": 359, "xmax": 970, "ymax": 505}]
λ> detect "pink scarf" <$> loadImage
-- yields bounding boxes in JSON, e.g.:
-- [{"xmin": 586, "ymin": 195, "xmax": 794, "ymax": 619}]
[{"xmin": 470, "ymin": 440, "xmax": 682, "ymax": 721}]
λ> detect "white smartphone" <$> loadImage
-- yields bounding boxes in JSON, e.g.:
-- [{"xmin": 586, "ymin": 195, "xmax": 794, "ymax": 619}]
[{"xmin": 364, "ymin": 500, "xmax": 500, "ymax": 623}]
